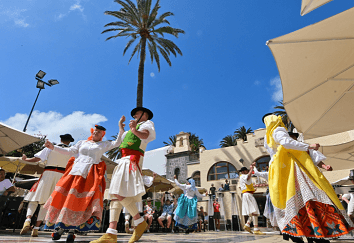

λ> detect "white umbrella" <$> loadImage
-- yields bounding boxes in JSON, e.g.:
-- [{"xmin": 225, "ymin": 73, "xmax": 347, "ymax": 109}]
[
  {"xmin": 267, "ymin": 7, "xmax": 354, "ymax": 139},
  {"xmin": 301, "ymin": 0, "xmax": 333, "ymax": 16},
  {"xmin": 0, "ymin": 122, "xmax": 40, "ymax": 155}
]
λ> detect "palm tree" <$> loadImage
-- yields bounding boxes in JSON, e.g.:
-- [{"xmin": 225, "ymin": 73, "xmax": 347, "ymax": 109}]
[
  {"xmin": 234, "ymin": 126, "xmax": 253, "ymax": 141},
  {"xmin": 274, "ymin": 100, "xmax": 294, "ymax": 131},
  {"xmin": 103, "ymin": 0, "xmax": 185, "ymax": 107},
  {"xmin": 163, "ymin": 135, "xmax": 176, "ymax": 146},
  {"xmin": 106, "ymin": 135, "xmax": 122, "ymax": 161},
  {"xmin": 162, "ymin": 132, "xmax": 205, "ymax": 153},
  {"xmin": 219, "ymin": 135, "xmax": 237, "ymax": 147}
]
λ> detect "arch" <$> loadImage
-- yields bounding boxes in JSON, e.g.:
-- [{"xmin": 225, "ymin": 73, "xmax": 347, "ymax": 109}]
[
  {"xmin": 174, "ymin": 167, "xmax": 180, "ymax": 180},
  {"xmin": 179, "ymin": 137, "xmax": 183, "ymax": 146},
  {"xmin": 207, "ymin": 161, "xmax": 238, "ymax": 181},
  {"xmin": 191, "ymin": 171, "xmax": 201, "ymax": 187},
  {"xmin": 253, "ymin": 155, "xmax": 271, "ymax": 172}
]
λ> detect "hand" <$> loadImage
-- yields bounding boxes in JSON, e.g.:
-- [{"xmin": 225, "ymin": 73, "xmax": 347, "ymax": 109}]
[
  {"xmin": 174, "ymin": 175, "xmax": 177, "ymax": 179},
  {"xmin": 129, "ymin": 119, "xmax": 137, "ymax": 131},
  {"xmin": 22, "ymin": 154, "xmax": 27, "ymax": 161},
  {"xmin": 322, "ymin": 164, "xmax": 333, "ymax": 171},
  {"xmin": 45, "ymin": 140, "xmax": 54, "ymax": 150},
  {"xmin": 119, "ymin": 115, "xmax": 126, "ymax": 130},
  {"xmin": 309, "ymin": 143, "xmax": 320, "ymax": 150},
  {"xmin": 251, "ymin": 162, "xmax": 256, "ymax": 167},
  {"xmin": 153, "ymin": 172, "xmax": 157, "ymax": 178}
]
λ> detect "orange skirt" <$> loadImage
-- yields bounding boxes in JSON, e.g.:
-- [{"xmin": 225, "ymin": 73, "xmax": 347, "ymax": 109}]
[{"xmin": 44, "ymin": 157, "xmax": 106, "ymax": 227}]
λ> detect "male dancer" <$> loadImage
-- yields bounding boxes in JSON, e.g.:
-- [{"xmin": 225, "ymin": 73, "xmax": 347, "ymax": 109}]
[
  {"xmin": 239, "ymin": 165, "xmax": 265, "ymax": 235},
  {"xmin": 91, "ymin": 107, "xmax": 155, "ymax": 243},
  {"xmin": 20, "ymin": 134, "xmax": 74, "ymax": 237}
]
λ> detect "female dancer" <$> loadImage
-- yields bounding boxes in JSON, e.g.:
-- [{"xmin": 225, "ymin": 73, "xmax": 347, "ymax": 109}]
[
  {"xmin": 173, "ymin": 175, "xmax": 206, "ymax": 233},
  {"xmin": 43, "ymin": 118, "xmax": 125, "ymax": 242},
  {"xmin": 263, "ymin": 113, "xmax": 354, "ymax": 243}
]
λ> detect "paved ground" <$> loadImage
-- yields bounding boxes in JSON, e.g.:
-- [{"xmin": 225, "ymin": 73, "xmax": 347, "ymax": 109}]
[{"xmin": 1, "ymin": 230, "xmax": 354, "ymax": 242}]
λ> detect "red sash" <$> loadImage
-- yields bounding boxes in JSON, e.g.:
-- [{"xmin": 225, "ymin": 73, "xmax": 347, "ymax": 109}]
[
  {"xmin": 121, "ymin": 148, "xmax": 143, "ymax": 174},
  {"xmin": 29, "ymin": 168, "xmax": 65, "ymax": 192}
]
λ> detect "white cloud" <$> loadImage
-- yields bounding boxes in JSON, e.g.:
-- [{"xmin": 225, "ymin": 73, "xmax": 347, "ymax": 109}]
[
  {"xmin": 70, "ymin": 3, "xmax": 84, "ymax": 12},
  {"xmin": 254, "ymin": 80, "xmax": 261, "ymax": 86},
  {"xmin": 14, "ymin": 19, "xmax": 29, "ymax": 27},
  {"xmin": 1, "ymin": 8, "xmax": 29, "ymax": 27},
  {"xmin": 1, "ymin": 111, "xmax": 108, "ymax": 144},
  {"xmin": 56, "ymin": 0, "xmax": 86, "ymax": 21},
  {"xmin": 270, "ymin": 76, "xmax": 283, "ymax": 102}
]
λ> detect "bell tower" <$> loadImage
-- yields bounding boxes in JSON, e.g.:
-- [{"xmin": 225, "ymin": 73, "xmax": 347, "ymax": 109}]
[{"xmin": 174, "ymin": 131, "xmax": 191, "ymax": 153}]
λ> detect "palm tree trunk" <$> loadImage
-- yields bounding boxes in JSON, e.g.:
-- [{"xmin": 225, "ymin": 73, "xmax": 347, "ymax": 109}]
[{"xmin": 137, "ymin": 37, "xmax": 147, "ymax": 107}]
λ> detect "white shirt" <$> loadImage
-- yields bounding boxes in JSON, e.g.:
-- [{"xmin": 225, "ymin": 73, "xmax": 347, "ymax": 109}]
[
  {"xmin": 0, "ymin": 179, "xmax": 13, "ymax": 196},
  {"xmin": 253, "ymin": 167, "xmax": 269, "ymax": 181},
  {"xmin": 35, "ymin": 146, "xmax": 74, "ymax": 168},
  {"xmin": 174, "ymin": 179, "xmax": 205, "ymax": 199},
  {"xmin": 239, "ymin": 174, "xmax": 253, "ymax": 192},
  {"xmin": 52, "ymin": 135, "xmax": 123, "ymax": 178}
]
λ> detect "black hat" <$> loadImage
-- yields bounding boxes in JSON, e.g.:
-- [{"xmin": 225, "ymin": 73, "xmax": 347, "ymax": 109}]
[
  {"xmin": 239, "ymin": 167, "xmax": 249, "ymax": 172},
  {"xmin": 131, "ymin": 107, "xmax": 153, "ymax": 120},
  {"xmin": 288, "ymin": 132, "xmax": 299, "ymax": 139},
  {"xmin": 262, "ymin": 113, "xmax": 275, "ymax": 123},
  {"xmin": 95, "ymin": 125, "xmax": 106, "ymax": 131},
  {"xmin": 60, "ymin": 134, "xmax": 74, "ymax": 142}
]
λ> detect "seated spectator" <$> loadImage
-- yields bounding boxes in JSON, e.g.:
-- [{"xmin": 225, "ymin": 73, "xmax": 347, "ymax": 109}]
[
  {"xmin": 218, "ymin": 184, "xmax": 224, "ymax": 192},
  {"xmin": 224, "ymin": 180, "xmax": 230, "ymax": 191},
  {"xmin": 209, "ymin": 184, "xmax": 216, "ymax": 199},
  {"xmin": 0, "ymin": 168, "xmax": 15, "ymax": 196},
  {"xmin": 144, "ymin": 197, "xmax": 154, "ymax": 233},
  {"xmin": 158, "ymin": 192, "xmax": 177, "ymax": 232}
]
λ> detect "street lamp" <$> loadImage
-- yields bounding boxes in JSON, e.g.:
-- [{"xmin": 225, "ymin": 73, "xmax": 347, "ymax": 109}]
[{"xmin": 23, "ymin": 71, "xmax": 59, "ymax": 132}]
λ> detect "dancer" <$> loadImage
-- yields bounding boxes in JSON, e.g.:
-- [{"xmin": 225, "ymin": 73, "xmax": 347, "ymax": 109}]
[
  {"xmin": 239, "ymin": 166, "xmax": 265, "ymax": 235},
  {"xmin": 263, "ymin": 113, "xmax": 354, "ymax": 243},
  {"xmin": 91, "ymin": 107, "xmax": 155, "ymax": 243},
  {"xmin": 173, "ymin": 175, "xmax": 206, "ymax": 234},
  {"xmin": 43, "ymin": 122, "xmax": 124, "ymax": 242},
  {"xmin": 20, "ymin": 134, "xmax": 74, "ymax": 237}
]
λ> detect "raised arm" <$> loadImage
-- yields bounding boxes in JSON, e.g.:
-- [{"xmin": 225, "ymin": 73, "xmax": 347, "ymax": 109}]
[
  {"xmin": 174, "ymin": 175, "xmax": 186, "ymax": 190},
  {"xmin": 273, "ymin": 127, "xmax": 310, "ymax": 151},
  {"xmin": 160, "ymin": 193, "xmax": 165, "ymax": 207},
  {"xmin": 247, "ymin": 165, "xmax": 254, "ymax": 181},
  {"xmin": 45, "ymin": 140, "xmax": 80, "ymax": 155},
  {"xmin": 252, "ymin": 162, "xmax": 268, "ymax": 181},
  {"xmin": 104, "ymin": 116, "xmax": 126, "ymax": 151}
]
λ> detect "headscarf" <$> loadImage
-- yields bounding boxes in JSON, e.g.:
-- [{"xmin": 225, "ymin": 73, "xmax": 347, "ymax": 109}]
[
  {"xmin": 264, "ymin": 114, "xmax": 286, "ymax": 149},
  {"xmin": 188, "ymin": 178, "xmax": 197, "ymax": 191},
  {"xmin": 87, "ymin": 126, "xmax": 106, "ymax": 141}
]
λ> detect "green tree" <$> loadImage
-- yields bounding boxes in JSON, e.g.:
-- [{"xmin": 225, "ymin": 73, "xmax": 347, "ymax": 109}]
[
  {"xmin": 163, "ymin": 135, "xmax": 176, "ymax": 147},
  {"xmin": 106, "ymin": 135, "xmax": 122, "ymax": 161},
  {"xmin": 163, "ymin": 132, "xmax": 204, "ymax": 153},
  {"xmin": 274, "ymin": 100, "xmax": 294, "ymax": 131},
  {"xmin": 234, "ymin": 126, "xmax": 253, "ymax": 141},
  {"xmin": 103, "ymin": 0, "xmax": 185, "ymax": 107},
  {"xmin": 219, "ymin": 135, "xmax": 237, "ymax": 147}
]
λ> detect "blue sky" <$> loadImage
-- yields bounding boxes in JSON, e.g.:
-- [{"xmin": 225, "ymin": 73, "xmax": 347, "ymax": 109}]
[{"xmin": 1, "ymin": 0, "xmax": 353, "ymax": 152}]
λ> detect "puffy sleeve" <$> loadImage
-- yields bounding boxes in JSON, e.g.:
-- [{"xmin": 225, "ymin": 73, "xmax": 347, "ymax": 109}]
[
  {"xmin": 174, "ymin": 179, "xmax": 186, "ymax": 190},
  {"xmin": 143, "ymin": 176, "xmax": 154, "ymax": 187},
  {"xmin": 139, "ymin": 120, "xmax": 156, "ymax": 143},
  {"xmin": 195, "ymin": 189, "xmax": 206, "ymax": 198},
  {"xmin": 273, "ymin": 127, "xmax": 309, "ymax": 151},
  {"xmin": 34, "ymin": 148, "xmax": 51, "ymax": 161},
  {"xmin": 53, "ymin": 140, "xmax": 82, "ymax": 155},
  {"xmin": 102, "ymin": 131, "xmax": 124, "ymax": 152},
  {"xmin": 253, "ymin": 167, "xmax": 269, "ymax": 181},
  {"xmin": 309, "ymin": 149, "xmax": 326, "ymax": 166},
  {"xmin": 240, "ymin": 174, "xmax": 252, "ymax": 185}
]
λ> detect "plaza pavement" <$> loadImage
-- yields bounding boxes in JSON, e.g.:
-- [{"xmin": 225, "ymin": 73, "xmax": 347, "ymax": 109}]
[{"xmin": 1, "ymin": 230, "xmax": 354, "ymax": 243}]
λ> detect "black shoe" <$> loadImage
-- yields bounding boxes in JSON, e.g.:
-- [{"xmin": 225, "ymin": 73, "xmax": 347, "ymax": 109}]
[
  {"xmin": 185, "ymin": 229, "xmax": 189, "ymax": 234},
  {"xmin": 51, "ymin": 232, "xmax": 62, "ymax": 241},
  {"xmin": 66, "ymin": 233, "xmax": 75, "ymax": 242}
]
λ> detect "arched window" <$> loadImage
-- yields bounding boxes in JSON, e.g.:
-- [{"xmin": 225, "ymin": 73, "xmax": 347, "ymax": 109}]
[
  {"xmin": 192, "ymin": 171, "xmax": 201, "ymax": 187},
  {"xmin": 254, "ymin": 156, "xmax": 271, "ymax": 172},
  {"xmin": 174, "ymin": 168, "xmax": 180, "ymax": 180},
  {"xmin": 179, "ymin": 137, "xmax": 183, "ymax": 146},
  {"xmin": 207, "ymin": 162, "xmax": 238, "ymax": 181}
]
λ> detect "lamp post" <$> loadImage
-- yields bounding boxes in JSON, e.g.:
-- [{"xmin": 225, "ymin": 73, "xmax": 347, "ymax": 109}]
[{"xmin": 23, "ymin": 70, "xmax": 59, "ymax": 132}]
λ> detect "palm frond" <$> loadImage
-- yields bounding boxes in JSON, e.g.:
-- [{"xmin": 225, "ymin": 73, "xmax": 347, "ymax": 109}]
[
  {"xmin": 157, "ymin": 46, "xmax": 171, "ymax": 66},
  {"xmin": 123, "ymin": 37, "xmax": 137, "ymax": 55},
  {"xmin": 128, "ymin": 39, "xmax": 142, "ymax": 63}
]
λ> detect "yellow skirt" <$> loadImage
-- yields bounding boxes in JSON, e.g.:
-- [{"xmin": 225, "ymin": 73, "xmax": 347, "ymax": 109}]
[{"xmin": 269, "ymin": 146, "xmax": 353, "ymax": 239}]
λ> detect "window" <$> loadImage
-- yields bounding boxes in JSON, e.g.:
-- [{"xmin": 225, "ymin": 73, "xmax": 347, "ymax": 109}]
[
  {"xmin": 254, "ymin": 156, "xmax": 271, "ymax": 172},
  {"xmin": 174, "ymin": 168, "xmax": 180, "ymax": 180},
  {"xmin": 179, "ymin": 137, "xmax": 183, "ymax": 146},
  {"xmin": 192, "ymin": 171, "xmax": 201, "ymax": 187},
  {"xmin": 207, "ymin": 162, "xmax": 238, "ymax": 181}
]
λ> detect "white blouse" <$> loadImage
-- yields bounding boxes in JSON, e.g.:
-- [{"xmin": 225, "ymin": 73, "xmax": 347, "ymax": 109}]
[
  {"xmin": 52, "ymin": 134, "xmax": 123, "ymax": 178},
  {"xmin": 174, "ymin": 179, "xmax": 205, "ymax": 199},
  {"xmin": 264, "ymin": 127, "xmax": 325, "ymax": 166}
]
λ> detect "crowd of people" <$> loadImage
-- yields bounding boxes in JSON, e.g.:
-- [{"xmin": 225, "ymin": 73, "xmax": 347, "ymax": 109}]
[{"xmin": 1, "ymin": 111, "xmax": 354, "ymax": 243}]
